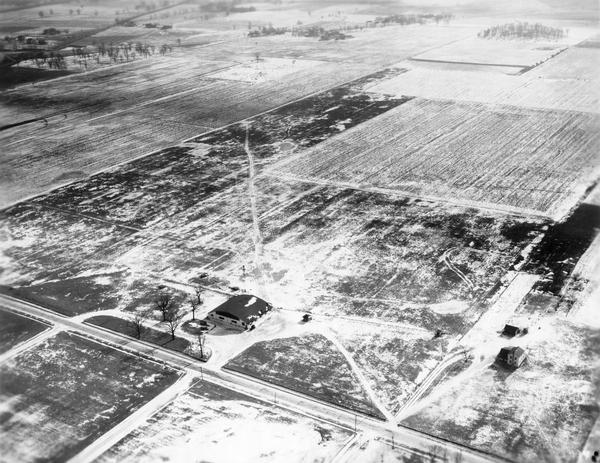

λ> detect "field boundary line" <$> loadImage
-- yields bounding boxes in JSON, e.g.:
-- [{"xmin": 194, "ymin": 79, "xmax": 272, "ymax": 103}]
[
  {"xmin": 409, "ymin": 57, "xmax": 528, "ymax": 69},
  {"xmin": 266, "ymin": 172, "xmax": 551, "ymax": 219}
]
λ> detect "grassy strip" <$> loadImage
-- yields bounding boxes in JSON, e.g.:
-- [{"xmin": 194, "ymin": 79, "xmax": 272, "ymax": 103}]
[{"xmin": 85, "ymin": 314, "xmax": 191, "ymax": 355}]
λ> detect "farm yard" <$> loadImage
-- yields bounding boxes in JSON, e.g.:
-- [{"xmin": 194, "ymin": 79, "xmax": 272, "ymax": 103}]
[
  {"xmin": 0, "ymin": 330, "xmax": 180, "ymax": 462},
  {"xmin": 401, "ymin": 318, "xmax": 600, "ymax": 463}
]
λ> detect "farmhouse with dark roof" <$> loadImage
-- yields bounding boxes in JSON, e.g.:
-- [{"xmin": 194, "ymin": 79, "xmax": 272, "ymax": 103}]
[
  {"xmin": 207, "ymin": 294, "xmax": 272, "ymax": 330},
  {"xmin": 502, "ymin": 324, "xmax": 521, "ymax": 337},
  {"xmin": 497, "ymin": 346, "xmax": 527, "ymax": 368}
]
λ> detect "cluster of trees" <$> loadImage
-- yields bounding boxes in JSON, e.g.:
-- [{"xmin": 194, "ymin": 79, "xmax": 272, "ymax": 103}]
[
  {"xmin": 285, "ymin": 12, "xmax": 452, "ymax": 40},
  {"xmin": 478, "ymin": 22, "xmax": 566, "ymax": 40},
  {"xmin": 37, "ymin": 8, "xmax": 96, "ymax": 17},
  {"xmin": 96, "ymin": 41, "xmax": 174, "ymax": 63},
  {"xmin": 34, "ymin": 51, "xmax": 66, "ymax": 69},
  {"xmin": 248, "ymin": 24, "xmax": 286, "ymax": 37},
  {"xmin": 373, "ymin": 13, "xmax": 453, "ymax": 26},
  {"xmin": 129, "ymin": 287, "xmax": 208, "ymax": 359}
]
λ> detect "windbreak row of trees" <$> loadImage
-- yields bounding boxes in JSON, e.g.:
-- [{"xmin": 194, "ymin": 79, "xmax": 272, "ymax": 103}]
[
  {"xmin": 479, "ymin": 22, "xmax": 566, "ymax": 40},
  {"xmin": 284, "ymin": 12, "xmax": 452, "ymax": 40},
  {"xmin": 19, "ymin": 39, "xmax": 177, "ymax": 71},
  {"xmin": 373, "ymin": 13, "xmax": 453, "ymax": 26}
]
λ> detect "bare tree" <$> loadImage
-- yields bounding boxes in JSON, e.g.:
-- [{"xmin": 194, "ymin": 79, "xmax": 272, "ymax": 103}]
[
  {"xmin": 188, "ymin": 287, "xmax": 203, "ymax": 320},
  {"xmin": 154, "ymin": 293, "xmax": 172, "ymax": 321},
  {"xmin": 130, "ymin": 309, "xmax": 150, "ymax": 339},
  {"xmin": 164, "ymin": 306, "xmax": 185, "ymax": 341},
  {"xmin": 198, "ymin": 332, "xmax": 206, "ymax": 359}
]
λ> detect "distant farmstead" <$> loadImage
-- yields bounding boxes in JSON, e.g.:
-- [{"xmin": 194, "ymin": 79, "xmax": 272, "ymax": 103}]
[
  {"xmin": 502, "ymin": 324, "xmax": 521, "ymax": 337},
  {"xmin": 498, "ymin": 346, "xmax": 527, "ymax": 368},
  {"xmin": 207, "ymin": 295, "xmax": 272, "ymax": 330}
]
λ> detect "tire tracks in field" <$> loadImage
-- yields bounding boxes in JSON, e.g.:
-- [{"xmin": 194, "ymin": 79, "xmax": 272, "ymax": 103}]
[
  {"xmin": 395, "ymin": 348, "xmax": 468, "ymax": 421},
  {"xmin": 318, "ymin": 327, "xmax": 396, "ymax": 424},
  {"xmin": 440, "ymin": 247, "xmax": 475, "ymax": 290}
]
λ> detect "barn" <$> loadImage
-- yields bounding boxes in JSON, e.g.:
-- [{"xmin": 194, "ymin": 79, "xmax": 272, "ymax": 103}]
[{"xmin": 207, "ymin": 295, "xmax": 272, "ymax": 330}]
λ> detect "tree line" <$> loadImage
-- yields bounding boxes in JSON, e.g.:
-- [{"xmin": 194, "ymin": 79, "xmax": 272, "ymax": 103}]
[
  {"xmin": 479, "ymin": 22, "xmax": 566, "ymax": 40},
  {"xmin": 129, "ymin": 287, "xmax": 209, "ymax": 360}
]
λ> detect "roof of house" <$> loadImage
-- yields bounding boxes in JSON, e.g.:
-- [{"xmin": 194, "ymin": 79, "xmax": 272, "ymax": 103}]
[
  {"xmin": 512, "ymin": 346, "xmax": 526, "ymax": 358},
  {"xmin": 211, "ymin": 294, "xmax": 272, "ymax": 324},
  {"xmin": 502, "ymin": 324, "xmax": 520, "ymax": 335},
  {"xmin": 499, "ymin": 346, "xmax": 526, "ymax": 360}
]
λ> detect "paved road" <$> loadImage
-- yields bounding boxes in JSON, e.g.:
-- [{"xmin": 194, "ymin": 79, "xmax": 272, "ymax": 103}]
[{"xmin": 0, "ymin": 293, "xmax": 506, "ymax": 463}]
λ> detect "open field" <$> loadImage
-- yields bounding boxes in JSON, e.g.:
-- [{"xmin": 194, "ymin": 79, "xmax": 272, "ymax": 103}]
[
  {"xmin": 0, "ymin": 202, "xmax": 134, "ymax": 286},
  {"xmin": 0, "ymin": 56, "xmax": 378, "ymax": 207},
  {"xmin": 0, "ymin": 307, "xmax": 49, "ymax": 354},
  {"xmin": 96, "ymin": 379, "xmax": 354, "ymax": 463},
  {"xmin": 272, "ymin": 98, "xmax": 600, "ymax": 219},
  {"xmin": 0, "ymin": 330, "xmax": 180, "ymax": 462},
  {"xmin": 0, "ymin": 20, "xmax": 480, "ymax": 207},
  {"xmin": 0, "ymin": 2, "xmax": 122, "ymax": 36},
  {"xmin": 327, "ymin": 318, "xmax": 449, "ymax": 415},
  {"xmin": 402, "ymin": 318, "xmax": 600, "ymax": 462},
  {"xmin": 225, "ymin": 333, "xmax": 385, "ymax": 419},
  {"xmin": 412, "ymin": 35, "xmax": 570, "ymax": 68}
]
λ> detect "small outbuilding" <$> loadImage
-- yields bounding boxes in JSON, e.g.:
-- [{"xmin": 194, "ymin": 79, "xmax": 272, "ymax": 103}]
[
  {"xmin": 207, "ymin": 294, "xmax": 272, "ymax": 331},
  {"xmin": 502, "ymin": 324, "xmax": 521, "ymax": 337},
  {"xmin": 498, "ymin": 346, "xmax": 527, "ymax": 368}
]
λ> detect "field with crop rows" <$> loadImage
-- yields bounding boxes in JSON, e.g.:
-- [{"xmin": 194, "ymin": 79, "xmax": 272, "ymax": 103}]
[
  {"xmin": 273, "ymin": 98, "xmax": 600, "ymax": 218},
  {"xmin": 0, "ymin": 52, "xmax": 380, "ymax": 207},
  {"xmin": 1, "ymin": 19, "xmax": 482, "ymax": 208}
]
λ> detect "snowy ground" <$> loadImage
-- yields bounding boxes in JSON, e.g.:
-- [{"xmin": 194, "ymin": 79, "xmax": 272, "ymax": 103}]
[{"xmin": 95, "ymin": 379, "xmax": 354, "ymax": 463}]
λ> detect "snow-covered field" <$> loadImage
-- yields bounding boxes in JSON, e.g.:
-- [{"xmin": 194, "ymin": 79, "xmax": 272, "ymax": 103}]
[{"xmin": 95, "ymin": 379, "xmax": 353, "ymax": 463}]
